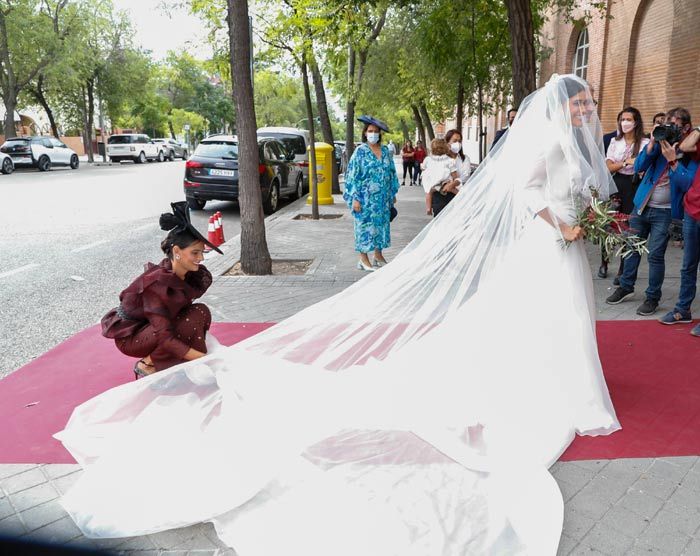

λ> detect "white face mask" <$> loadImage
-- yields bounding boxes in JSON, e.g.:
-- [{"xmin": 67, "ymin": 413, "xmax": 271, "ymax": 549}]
[
  {"xmin": 450, "ymin": 142, "xmax": 461, "ymax": 154},
  {"xmin": 366, "ymin": 132, "xmax": 380, "ymax": 144},
  {"xmin": 620, "ymin": 121, "xmax": 636, "ymax": 134}
]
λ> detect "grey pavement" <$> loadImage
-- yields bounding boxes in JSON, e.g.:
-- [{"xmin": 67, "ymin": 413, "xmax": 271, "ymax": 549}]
[{"xmin": 2, "ymin": 181, "xmax": 700, "ymax": 554}]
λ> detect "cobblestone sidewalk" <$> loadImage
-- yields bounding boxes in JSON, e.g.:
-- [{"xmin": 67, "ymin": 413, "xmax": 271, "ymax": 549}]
[{"xmin": 1, "ymin": 184, "xmax": 699, "ymax": 555}]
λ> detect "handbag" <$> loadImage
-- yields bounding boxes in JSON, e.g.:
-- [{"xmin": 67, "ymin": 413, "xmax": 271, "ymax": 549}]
[{"xmin": 390, "ymin": 205, "xmax": 398, "ymax": 222}]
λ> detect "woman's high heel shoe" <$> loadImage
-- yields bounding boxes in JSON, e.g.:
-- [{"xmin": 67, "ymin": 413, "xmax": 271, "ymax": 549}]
[
  {"xmin": 134, "ymin": 359, "xmax": 155, "ymax": 380},
  {"xmin": 357, "ymin": 261, "xmax": 375, "ymax": 272}
]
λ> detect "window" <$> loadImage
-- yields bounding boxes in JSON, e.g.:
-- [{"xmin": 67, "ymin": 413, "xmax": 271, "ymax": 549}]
[
  {"xmin": 108, "ymin": 135, "xmax": 135, "ymax": 144},
  {"xmin": 195, "ymin": 141, "xmax": 238, "ymax": 159},
  {"xmin": 264, "ymin": 133, "xmax": 306, "ymax": 155},
  {"xmin": 573, "ymin": 28, "xmax": 589, "ymax": 80},
  {"xmin": 50, "ymin": 138, "xmax": 66, "ymax": 148}
]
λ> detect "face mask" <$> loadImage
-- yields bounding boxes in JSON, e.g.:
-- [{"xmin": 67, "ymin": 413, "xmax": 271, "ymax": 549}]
[
  {"xmin": 450, "ymin": 142, "xmax": 461, "ymax": 154},
  {"xmin": 620, "ymin": 121, "xmax": 636, "ymax": 134},
  {"xmin": 366, "ymin": 132, "xmax": 380, "ymax": 144}
]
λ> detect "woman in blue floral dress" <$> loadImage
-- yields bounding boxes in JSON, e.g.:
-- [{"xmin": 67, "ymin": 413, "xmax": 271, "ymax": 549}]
[{"xmin": 343, "ymin": 117, "xmax": 400, "ymax": 271}]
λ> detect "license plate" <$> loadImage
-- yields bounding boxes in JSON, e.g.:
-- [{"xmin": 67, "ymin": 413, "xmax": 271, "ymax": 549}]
[{"xmin": 209, "ymin": 169, "xmax": 235, "ymax": 177}]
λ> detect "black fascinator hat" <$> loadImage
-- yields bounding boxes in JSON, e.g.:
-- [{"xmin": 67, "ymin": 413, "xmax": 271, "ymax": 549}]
[
  {"xmin": 159, "ymin": 201, "xmax": 223, "ymax": 254},
  {"xmin": 357, "ymin": 115, "xmax": 389, "ymax": 132}
]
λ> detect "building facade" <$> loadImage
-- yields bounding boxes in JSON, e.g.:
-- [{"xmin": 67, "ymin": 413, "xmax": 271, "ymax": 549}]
[
  {"xmin": 539, "ymin": 0, "xmax": 700, "ymax": 133},
  {"xmin": 450, "ymin": 0, "xmax": 700, "ymax": 163}
]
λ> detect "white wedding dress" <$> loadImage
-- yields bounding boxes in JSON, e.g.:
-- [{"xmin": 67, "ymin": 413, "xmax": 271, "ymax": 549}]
[{"xmin": 55, "ymin": 75, "xmax": 620, "ymax": 555}]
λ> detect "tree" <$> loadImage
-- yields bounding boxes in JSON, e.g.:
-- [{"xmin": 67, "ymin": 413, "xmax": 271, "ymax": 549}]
[
  {"xmin": 227, "ymin": 0, "xmax": 272, "ymax": 275},
  {"xmin": 0, "ymin": 0, "xmax": 75, "ymax": 137},
  {"xmin": 506, "ymin": 0, "xmax": 608, "ymax": 106},
  {"xmin": 504, "ymin": 0, "xmax": 536, "ymax": 107}
]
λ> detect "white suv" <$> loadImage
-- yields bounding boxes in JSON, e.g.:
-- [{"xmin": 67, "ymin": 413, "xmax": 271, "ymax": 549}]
[
  {"xmin": 0, "ymin": 136, "xmax": 79, "ymax": 171},
  {"xmin": 107, "ymin": 134, "xmax": 165, "ymax": 164}
]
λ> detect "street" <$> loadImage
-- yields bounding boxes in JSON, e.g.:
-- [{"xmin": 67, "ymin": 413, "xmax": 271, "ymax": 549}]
[{"xmin": 0, "ymin": 160, "xmax": 294, "ymax": 378}]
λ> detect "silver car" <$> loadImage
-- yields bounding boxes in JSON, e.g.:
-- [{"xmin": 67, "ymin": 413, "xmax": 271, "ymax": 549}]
[{"xmin": 154, "ymin": 138, "xmax": 189, "ymax": 160}]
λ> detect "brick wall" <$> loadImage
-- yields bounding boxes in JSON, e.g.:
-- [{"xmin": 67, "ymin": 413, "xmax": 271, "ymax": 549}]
[{"xmin": 540, "ymin": 0, "xmax": 700, "ymax": 132}]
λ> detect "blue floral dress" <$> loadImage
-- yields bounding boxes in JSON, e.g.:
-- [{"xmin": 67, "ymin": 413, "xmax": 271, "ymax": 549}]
[{"xmin": 343, "ymin": 144, "xmax": 400, "ymax": 253}]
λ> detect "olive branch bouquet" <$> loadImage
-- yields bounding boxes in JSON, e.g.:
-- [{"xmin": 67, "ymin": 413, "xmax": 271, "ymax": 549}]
[{"xmin": 563, "ymin": 189, "xmax": 649, "ymax": 259}]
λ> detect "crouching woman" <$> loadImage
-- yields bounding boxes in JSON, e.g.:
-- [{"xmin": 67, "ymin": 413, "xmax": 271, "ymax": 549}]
[{"xmin": 101, "ymin": 201, "xmax": 222, "ymax": 378}]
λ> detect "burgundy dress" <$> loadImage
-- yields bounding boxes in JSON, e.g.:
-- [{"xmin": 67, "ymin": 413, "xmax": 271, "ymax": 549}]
[{"xmin": 101, "ymin": 259, "xmax": 213, "ymax": 371}]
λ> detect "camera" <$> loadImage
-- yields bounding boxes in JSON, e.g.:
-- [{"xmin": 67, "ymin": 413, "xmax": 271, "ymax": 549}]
[{"xmin": 652, "ymin": 123, "xmax": 682, "ymax": 144}]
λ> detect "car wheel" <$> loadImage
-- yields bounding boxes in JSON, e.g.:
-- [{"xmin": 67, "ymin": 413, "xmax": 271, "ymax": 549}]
[
  {"xmin": 1, "ymin": 157, "xmax": 14, "ymax": 174},
  {"xmin": 135, "ymin": 151, "xmax": 146, "ymax": 164},
  {"xmin": 168, "ymin": 150, "xmax": 175, "ymax": 161},
  {"xmin": 157, "ymin": 150, "xmax": 165, "ymax": 162},
  {"xmin": 294, "ymin": 176, "xmax": 304, "ymax": 199},
  {"xmin": 263, "ymin": 182, "xmax": 280, "ymax": 215},
  {"xmin": 70, "ymin": 154, "xmax": 79, "ymax": 169},
  {"xmin": 38, "ymin": 155, "xmax": 51, "ymax": 172},
  {"xmin": 186, "ymin": 196, "xmax": 206, "ymax": 210},
  {"xmin": 182, "ymin": 150, "xmax": 189, "ymax": 159}
]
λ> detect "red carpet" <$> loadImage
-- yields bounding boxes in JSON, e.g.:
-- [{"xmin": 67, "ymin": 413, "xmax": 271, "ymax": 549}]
[{"xmin": 0, "ymin": 321, "xmax": 698, "ymax": 464}]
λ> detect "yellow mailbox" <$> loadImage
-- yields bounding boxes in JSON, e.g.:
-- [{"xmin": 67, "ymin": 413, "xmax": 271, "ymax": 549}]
[{"xmin": 306, "ymin": 142, "xmax": 334, "ymax": 205}]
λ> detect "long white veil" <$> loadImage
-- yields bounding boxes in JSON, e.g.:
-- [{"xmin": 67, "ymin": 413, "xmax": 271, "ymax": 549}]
[{"xmin": 56, "ymin": 75, "xmax": 618, "ymax": 555}]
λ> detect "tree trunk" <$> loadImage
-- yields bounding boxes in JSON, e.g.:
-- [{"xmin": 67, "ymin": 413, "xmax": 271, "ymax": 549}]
[
  {"xmin": 309, "ymin": 53, "xmax": 339, "ymax": 194},
  {"xmin": 30, "ymin": 75, "xmax": 60, "ymax": 138},
  {"xmin": 477, "ymin": 81, "xmax": 485, "ymax": 162},
  {"xmin": 86, "ymin": 78, "xmax": 96, "ymax": 163},
  {"xmin": 344, "ymin": 46, "xmax": 356, "ymax": 162},
  {"xmin": 301, "ymin": 57, "xmax": 319, "ymax": 219},
  {"xmin": 400, "ymin": 118, "xmax": 409, "ymax": 143},
  {"xmin": 411, "ymin": 105, "xmax": 425, "ymax": 147},
  {"xmin": 419, "ymin": 103, "xmax": 434, "ymax": 141},
  {"xmin": 505, "ymin": 0, "xmax": 537, "ymax": 107},
  {"xmin": 168, "ymin": 118, "xmax": 176, "ymax": 139},
  {"xmin": 227, "ymin": 0, "xmax": 272, "ymax": 275},
  {"xmin": 456, "ymin": 78, "xmax": 465, "ymax": 134},
  {"xmin": 2, "ymin": 93, "xmax": 17, "ymax": 138}
]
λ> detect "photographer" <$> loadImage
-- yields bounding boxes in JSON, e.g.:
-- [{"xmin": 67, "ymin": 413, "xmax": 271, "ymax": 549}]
[
  {"xmin": 606, "ymin": 108, "xmax": 697, "ymax": 316},
  {"xmin": 658, "ymin": 123, "xmax": 700, "ymax": 335}
]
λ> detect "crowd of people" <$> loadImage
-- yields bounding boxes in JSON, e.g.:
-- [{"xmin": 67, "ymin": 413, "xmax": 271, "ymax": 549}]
[
  {"xmin": 343, "ymin": 106, "xmax": 700, "ymax": 338},
  {"xmin": 602, "ymin": 106, "xmax": 700, "ymax": 336}
]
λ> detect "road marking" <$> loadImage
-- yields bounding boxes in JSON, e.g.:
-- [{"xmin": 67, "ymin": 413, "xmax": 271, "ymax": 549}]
[
  {"xmin": 71, "ymin": 239, "xmax": 109, "ymax": 253},
  {"xmin": 0, "ymin": 263, "xmax": 39, "ymax": 279}
]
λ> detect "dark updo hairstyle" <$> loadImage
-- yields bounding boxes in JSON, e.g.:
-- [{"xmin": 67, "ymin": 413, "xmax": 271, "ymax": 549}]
[
  {"xmin": 563, "ymin": 76, "xmax": 589, "ymax": 99},
  {"xmin": 361, "ymin": 123, "xmax": 382, "ymax": 144},
  {"xmin": 159, "ymin": 213, "xmax": 200, "ymax": 259}
]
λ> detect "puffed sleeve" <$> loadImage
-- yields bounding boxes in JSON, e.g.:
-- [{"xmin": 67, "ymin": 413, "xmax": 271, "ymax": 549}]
[
  {"xmin": 142, "ymin": 288, "xmax": 191, "ymax": 360},
  {"xmin": 457, "ymin": 155, "xmax": 472, "ymax": 183},
  {"xmin": 343, "ymin": 148, "xmax": 364, "ymax": 208}
]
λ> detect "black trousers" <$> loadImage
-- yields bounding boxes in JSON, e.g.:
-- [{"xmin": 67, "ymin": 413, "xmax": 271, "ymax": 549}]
[{"xmin": 432, "ymin": 191, "xmax": 456, "ymax": 217}]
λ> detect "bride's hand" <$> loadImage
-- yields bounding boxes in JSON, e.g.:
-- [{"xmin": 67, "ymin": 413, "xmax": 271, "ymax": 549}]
[{"xmin": 561, "ymin": 224, "xmax": 584, "ymax": 242}]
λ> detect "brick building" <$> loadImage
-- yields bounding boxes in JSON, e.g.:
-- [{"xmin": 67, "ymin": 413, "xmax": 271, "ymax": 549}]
[
  {"xmin": 454, "ymin": 0, "xmax": 700, "ymax": 163},
  {"xmin": 540, "ymin": 0, "xmax": 700, "ymax": 134}
]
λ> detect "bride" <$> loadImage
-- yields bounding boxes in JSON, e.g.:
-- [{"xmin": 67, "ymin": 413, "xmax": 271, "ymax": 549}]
[{"xmin": 55, "ymin": 74, "xmax": 620, "ymax": 555}]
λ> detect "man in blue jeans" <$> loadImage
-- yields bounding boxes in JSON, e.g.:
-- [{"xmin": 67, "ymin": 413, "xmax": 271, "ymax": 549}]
[
  {"xmin": 658, "ymin": 124, "xmax": 700, "ymax": 334},
  {"xmin": 606, "ymin": 108, "xmax": 697, "ymax": 315}
]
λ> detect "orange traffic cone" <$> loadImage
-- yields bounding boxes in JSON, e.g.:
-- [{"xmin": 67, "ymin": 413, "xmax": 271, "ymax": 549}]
[
  {"xmin": 213, "ymin": 215, "xmax": 222, "ymax": 246},
  {"xmin": 215, "ymin": 211, "xmax": 226, "ymax": 244},
  {"xmin": 205, "ymin": 215, "xmax": 218, "ymax": 252}
]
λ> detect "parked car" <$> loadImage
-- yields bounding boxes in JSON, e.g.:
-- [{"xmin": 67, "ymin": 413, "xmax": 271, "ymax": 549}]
[
  {"xmin": 0, "ymin": 152, "xmax": 14, "ymax": 174},
  {"xmin": 0, "ymin": 136, "xmax": 79, "ymax": 171},
  {"xmin": 256, "ymin": 127, "xmax": 310, "ymax": 185},
  {"xmin": 107, "ymin": 134, "xmax": 165, "ymax": 163},
  {"xmin": 153, "ymin": 138, "xmax": 189, "ymax": 160},
  {"xmin": 183, "ymin": 134, "xmax": 304, "ymax": 214}
]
